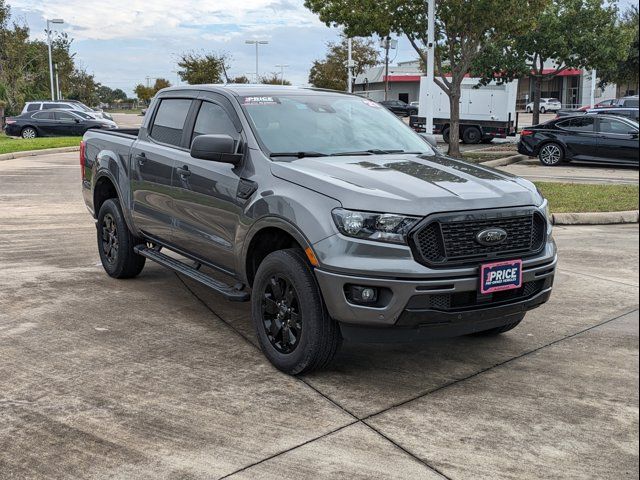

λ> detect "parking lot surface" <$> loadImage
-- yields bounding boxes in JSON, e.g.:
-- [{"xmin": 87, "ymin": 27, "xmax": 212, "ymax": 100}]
[
  {"xmin": 498, "ymin": 160, "xmax": 640, "ymax": 185},
  {"xmin": 1, "ymin": 152, "xmax": 638, "ymax": 479}
]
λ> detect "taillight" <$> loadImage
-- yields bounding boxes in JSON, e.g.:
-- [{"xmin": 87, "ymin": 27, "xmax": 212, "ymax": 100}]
[
  {"xmin": 79, "ymin": 140, "xmax": 86, "ymax": 179},
  {"xmin": 520, "ymin": 129, "xmax": 534, "ymax": 136}
]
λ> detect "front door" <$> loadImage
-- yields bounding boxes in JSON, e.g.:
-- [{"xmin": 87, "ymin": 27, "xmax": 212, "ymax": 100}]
[
  {"xmin": 170, "ymin": 97, "xmax": 244, "ymax": 274},
  {"xmin": 54, "ymin": 111, "xmax": 83, "ymax": 135},
  {"xmin": 131, "ymin": 97, "xmax": 194, "ymax": 243},
  {"xmin": 595, "ymin": 116, "xmax": 640, "ymax": 164}
]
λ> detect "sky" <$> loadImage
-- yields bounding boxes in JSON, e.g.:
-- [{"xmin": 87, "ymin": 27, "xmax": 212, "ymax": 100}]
[{"xmin": 6, "ymin": 0, "xmax": 639, "ymax": 97}]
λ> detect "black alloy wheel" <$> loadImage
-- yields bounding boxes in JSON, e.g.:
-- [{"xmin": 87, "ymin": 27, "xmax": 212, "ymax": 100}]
[
  {"xmin": 101, "ymin": 213, "xmax": 119, "ymax": 265},
  {"xmin": 261, "ymin": 274, "xmax": 302, "ymax": 354}
]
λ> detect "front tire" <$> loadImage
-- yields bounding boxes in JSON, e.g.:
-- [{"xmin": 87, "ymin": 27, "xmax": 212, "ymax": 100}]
[
  {"xmin": 442, "ymin": 127, "xmax": 450, "ymax": 144},
  {"xmin": 97, "ymin": 198, "xmax": 146, "ymax": 278},
  {"xmin": 21, "ymin": 127, "xmax": 37, "ymax": 139},
  {"xmin": 251, "ymin": 249, "xmax": 342, "ymax": 375},
  {"xmin": 540, "ymin": 107, "xmax": 546, "ymax": 114},
  {"xmin": 538, "ymin": 142, "xmax": 564, "ymax": 166},
  {"xmin": 526, "ymin": 106, "xmax": 532, "ymax": 113}
]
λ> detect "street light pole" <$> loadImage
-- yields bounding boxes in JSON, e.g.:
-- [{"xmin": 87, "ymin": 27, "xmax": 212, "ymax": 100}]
[
  {"xmin": 46, "ymin": 18, "xmax": 64, "ymax": 101},
  {"xmin": 275, "ymin": 64, "xmax": 289, "ymax": 85},
  {"xmin": 347, "ymin": 38, "xmax": 354, "ymax": 93},
  {"xmin": 54, "ymin": 63, "xmax": 61, "ymax": 100},
  {"xmin": 246, "ymin": 40, "xmax": 269, "ymax": 82}
]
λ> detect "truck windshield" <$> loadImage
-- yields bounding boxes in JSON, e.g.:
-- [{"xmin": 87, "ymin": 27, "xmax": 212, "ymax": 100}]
[{"xmin": 240, "ymin": 94, "xmax": 433, "ymax": 157}]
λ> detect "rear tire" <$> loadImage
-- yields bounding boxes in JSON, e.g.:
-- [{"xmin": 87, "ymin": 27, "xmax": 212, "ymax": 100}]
[
  {"xmin": 97, "ymin": 198, "xmax": 146, "ymax": 279},
  {"xmin": 526, "ymin": 106, "xmax": 532, "ymax": 113},
  {"xmin": 540, "ymin": 107, "xmax": 546, "ymax": 114},
  {"xmin": 473, "ymin": 318, "xmax": 523, "ymax": 336},
  {"xmin": 538, "ymin": 142, "xmax": 564, "ymax": 166},
  {"xmin": 251, "ymin": 248, "xmax": 342, "ymax": 375},
  {"xmin": 462, "ymin": 127, "xmax": 482, "ymax": 144},
  {"xmin": 21, "ymin": 127, "xmax": 37, "ymax": 139}
]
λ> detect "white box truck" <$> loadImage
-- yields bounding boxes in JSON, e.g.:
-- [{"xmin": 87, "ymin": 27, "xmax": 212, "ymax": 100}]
[{"xmin": 410, "ymin": 77, "xmax": 519, "ymax": 144}]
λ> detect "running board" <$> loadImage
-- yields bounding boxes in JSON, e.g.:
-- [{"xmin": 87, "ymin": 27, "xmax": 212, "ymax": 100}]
[{"xmin": 134, "ymin": 245, "xmax": 249, "ymax": 302}]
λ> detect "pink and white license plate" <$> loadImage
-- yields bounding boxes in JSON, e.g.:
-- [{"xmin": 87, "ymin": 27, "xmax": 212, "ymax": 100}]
[{"xmin": 480, "ymin": 259, "xmax": 523, "ymax": 294}]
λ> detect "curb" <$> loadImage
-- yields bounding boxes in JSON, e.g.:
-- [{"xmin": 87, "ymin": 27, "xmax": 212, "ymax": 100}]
[
  {"xmin": 482, "ymin": 154, "xmax": 528, "ymax": 167},
  {"xmin": 0, "ymin": 145, "xmax": 80, "ymax": 161},
  {"xmin": 552, "ymin": 210, "xmax": 639, "ymax": 225}
]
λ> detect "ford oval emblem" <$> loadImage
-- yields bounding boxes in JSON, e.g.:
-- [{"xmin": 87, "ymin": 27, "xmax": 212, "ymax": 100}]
[{"xmin": 476, "ymin": 228, "xmax": 508, "ymax": 246}]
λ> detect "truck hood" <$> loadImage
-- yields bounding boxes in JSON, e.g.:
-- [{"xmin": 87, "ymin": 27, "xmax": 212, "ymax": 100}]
[{"xmin": 270, "ymin": 153, "xmax": 542, "ymax": 216}]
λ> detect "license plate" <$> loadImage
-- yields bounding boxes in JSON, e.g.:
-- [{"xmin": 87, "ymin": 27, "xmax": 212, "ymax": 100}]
[{"xmin": 480, "ymin": 259, "xmax": 522, "ymax": 294}]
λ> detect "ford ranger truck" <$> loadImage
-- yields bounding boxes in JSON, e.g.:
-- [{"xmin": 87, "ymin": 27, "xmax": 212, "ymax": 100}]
[{"xmin": 81, "ymin": 85, "xmax": 557, "ymax": 375}]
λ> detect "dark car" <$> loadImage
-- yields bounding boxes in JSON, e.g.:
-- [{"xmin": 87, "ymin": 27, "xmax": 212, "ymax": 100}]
[
  {"xmin": 379, "ymin": 100, "xmax": 418, "ymax": 116},
  {"xmin": 518, "ymin": 114, "xmax": 639, "ymax": 166},
  {"xmin": 4, "ymin": 109, "xmax": 117, "ymax": 138},
  {"xmin": 587, "ymin": 107, "xmax": 639, "ymax": 122}
]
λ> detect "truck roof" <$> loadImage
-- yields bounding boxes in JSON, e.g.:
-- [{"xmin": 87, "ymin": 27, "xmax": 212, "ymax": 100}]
[{"xmin": 157, "ymin": 84, "xmax": 346, "ymax": 97}]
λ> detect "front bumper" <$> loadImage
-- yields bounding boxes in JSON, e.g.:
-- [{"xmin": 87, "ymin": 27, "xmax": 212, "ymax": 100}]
[{"xmin": 314, "ymin": 245, "xmax": 557, "ymax": 339}]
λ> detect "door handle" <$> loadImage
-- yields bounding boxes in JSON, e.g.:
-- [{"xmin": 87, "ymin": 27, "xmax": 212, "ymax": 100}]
[
  {"xmin": 177, "ymin": 165, "xmax": 191, "ymax": 178},
  {"xmin": 134, "ymin": 153, "xmax": 146, "ymax": 166}
]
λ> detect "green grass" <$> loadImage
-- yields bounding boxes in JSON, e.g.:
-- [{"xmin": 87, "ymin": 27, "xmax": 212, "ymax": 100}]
[
  {"xmin": 104, "ymin": 108, "xmax": 144, "ymax": 115},
  {"xmin": 535, "ymin": 182, "xmax": 639, "ymax": 213},
  {"xmin": 0, "ymin": 132, "xmax": 81, "ymax": 155},
  {"xmin": 461, "ymin": 151, "xmax": 517, "ymax": 163}
]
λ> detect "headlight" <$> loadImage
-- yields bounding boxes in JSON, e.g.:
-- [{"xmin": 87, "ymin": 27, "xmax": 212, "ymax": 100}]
[{"xmin": 332, "ymin": 208, "xmax": 420, "ymax": 244}]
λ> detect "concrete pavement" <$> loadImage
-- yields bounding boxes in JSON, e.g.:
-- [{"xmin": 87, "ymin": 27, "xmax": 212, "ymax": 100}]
[
  {"xmin": 0, "ymin": 152, "xmax": 638, "ymax": 479},
  {"xmin": 498, "ymin": 160, "xmax": 640, "ymax": 185}
]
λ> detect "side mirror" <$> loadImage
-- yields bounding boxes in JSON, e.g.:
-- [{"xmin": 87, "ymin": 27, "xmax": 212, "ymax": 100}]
[{"xmin": 190, "ymin": 134, "xmax": 242, "ymax": 165}]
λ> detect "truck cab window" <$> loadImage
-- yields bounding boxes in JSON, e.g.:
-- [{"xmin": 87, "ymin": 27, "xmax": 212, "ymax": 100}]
[
  {"xmin": 192, "ymin": 101, "xmax": 239, "ymax": 144},
  {"xmin": 150, "ymin": 99, "xmax": 192, "ymax": 147}
]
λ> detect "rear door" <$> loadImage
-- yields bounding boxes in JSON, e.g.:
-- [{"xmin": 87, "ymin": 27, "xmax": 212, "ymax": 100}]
[
  {"xmin": 30, "ymin": 111, "xmax": 57, "ymax": 135},
  {"xmin": 170, "ymin": 94, "xmax": 244, "ymax": 274},
  {"xmin": 130, "ymin": 97, "xmax": 195, "ymax": 243},
  {"xmin": 595, "ymin": 117, "xmax": 639, "ymax": 164},
  {"xmin": 555, "ymin": 116, "xmax": 598, "ymax": 161}
]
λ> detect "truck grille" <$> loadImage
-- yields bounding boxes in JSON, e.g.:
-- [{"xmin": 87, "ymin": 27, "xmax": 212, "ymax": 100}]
[{"xmin": 410, "ymin": 208, "xmax": 547, "ymax": 267}]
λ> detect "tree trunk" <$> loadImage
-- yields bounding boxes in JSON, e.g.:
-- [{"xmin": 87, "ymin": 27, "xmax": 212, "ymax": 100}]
[
  {"xmin": 532, "ymin": 76, "xmax": 542, "ymax": 126},
  {"xmin": 447, "ymin": 85, "xmax": 461, "ymax": 158}
]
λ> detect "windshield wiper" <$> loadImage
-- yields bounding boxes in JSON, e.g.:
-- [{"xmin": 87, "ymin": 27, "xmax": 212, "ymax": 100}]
[
  {"xmin": 330, "ymin": 149, "xmax": 427, "ymax": 156},
  {"xmin": 269, "ymin": 151, "xmax": 328, "ymax": 159}
]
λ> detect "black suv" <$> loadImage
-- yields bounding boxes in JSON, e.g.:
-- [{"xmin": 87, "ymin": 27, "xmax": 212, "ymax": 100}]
[{"xmin": 379, "ymin": 100, "xmax": 418, "ymax": 117}]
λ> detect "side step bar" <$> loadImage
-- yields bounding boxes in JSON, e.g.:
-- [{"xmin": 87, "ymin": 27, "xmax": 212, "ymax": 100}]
[{"xmin": 134, "ymin": 245, "xmax": 250, "ymax": 302}]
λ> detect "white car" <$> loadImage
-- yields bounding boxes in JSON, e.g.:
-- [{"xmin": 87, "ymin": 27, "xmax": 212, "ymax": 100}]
[
  {"xmin": 525, "ymin": 98, "xmax": 562, "ymax": 114},
  {"xmin": 21, "ymin": 100, "xmax": 114, "ymax": 121}
]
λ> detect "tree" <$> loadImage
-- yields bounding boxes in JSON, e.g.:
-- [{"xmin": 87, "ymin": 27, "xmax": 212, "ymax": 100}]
[
  {"xmin": 260, "ymin": 73, "xmax": 292, "ymax": 85},
  {"xmin": 305, "ymin": 0, "xmax": 545, "ymax": 157},
  {"xmin": 480, "ymin": 0, "xmax": 625, "ymax": 125},
  {"xmin": 230, "ymin": 75, "xmax": 250, "ymax": 84},
  {"xmin": 177, "ymin": 51, "xmax": 230, "ymax": 84},
  {"xmin": 154, "ymin": 77, "xmax": 171, "ymax": 91},
  {"xmin": 134, "ymin": 84, "xmax": 154, "ymax": 103},
  {"xmin": 598, "ymin": 6, "xmax": 639, "ymax": 94},
  {"xmin": 308, "ymin": 36, "xmax": 379, "ymax": 91}
]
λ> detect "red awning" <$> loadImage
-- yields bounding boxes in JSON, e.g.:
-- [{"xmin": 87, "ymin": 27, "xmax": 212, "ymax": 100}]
[
  {"xmin": 540, "ymin": 68, "xmax": 582, "ymax": 76},
  {"xmin": 383, "ymin": 75, "xmax": 422, "ymax": 82}
]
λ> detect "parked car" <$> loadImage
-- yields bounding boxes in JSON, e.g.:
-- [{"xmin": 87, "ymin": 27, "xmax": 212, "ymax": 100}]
[
  {"xmin": 81, "ymin": 85, "xmax": 556, "ymax": 374},
  {"xmin": 21, "ymin": 100, "xmax": 114, "ymax": 121},
  {"xmin": 379, "ymin": 99, "xmax": 418, "ymax": 116},
  {"xmin": 613, "ymin": 95, "xmax": 639, "ymax": 108},
  {"xmin": 518, "ymin": 114, "xmax": 639, "ymax": 166},
  {"xmin": 592, "ymin": 99, "xmax": 617, "ymax": 108},
  {"xmin": 4, "ymin": 109, "xmax": 118, "ymax": 138},
  {"xmin": 586, "ymin": 107, "xmax": 639, "ymax": 122},
  {"xmin": 525, "ymin": 98, "xmax": 562, "ymax": 113}
]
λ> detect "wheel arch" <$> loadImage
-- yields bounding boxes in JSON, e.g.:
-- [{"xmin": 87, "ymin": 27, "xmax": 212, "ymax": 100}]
[{"xmin": 242, "ymin": 217, "xmax": 314, "ymax": 287}]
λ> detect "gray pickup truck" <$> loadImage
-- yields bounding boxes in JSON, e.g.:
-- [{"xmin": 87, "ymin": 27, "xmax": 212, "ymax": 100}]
[{"xmin": 81, "ymin": 85, "xmax": 557, "ymax": 374}]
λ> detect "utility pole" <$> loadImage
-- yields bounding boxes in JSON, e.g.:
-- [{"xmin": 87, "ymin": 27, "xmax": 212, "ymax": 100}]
[
  {"xmin": 54, "ymin": 63, "xmax": 61, "ymax": 100},
  {"xmin": 590, "ymin": 69, "xmax": 597, "ymax": 107},
  {"xmin": 275, "ymin": 64, "xmax": 289, "ymax": 85},
  {"xmin": 246, "ymin": 40, "xmax": 269, "ymax": 82},
  {"xmin": 384, "ymin": 35, "xmax": 390, "ymax": 101},
  {"xmin": 46, "ymin": 18, "xmax": 64, "ymax": 101},
  {"xmin": 146, "ymin": 76, "xmax": 151, "ymax": 88},
  {"xmin": 347, "ymin": 38, "xmax": 354, "ymax": 93},
  {"xmin": 424, "ymin": 0, "xmax": 436, "ymax": 136}
]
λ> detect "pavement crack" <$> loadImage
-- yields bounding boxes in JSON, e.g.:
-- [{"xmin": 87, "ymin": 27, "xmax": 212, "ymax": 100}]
[
  {"xmin": 558, "ymin": 267, "xmax": 640, "ymax": 288},
  {"xmin": 361, "ymin": 307, "xmax": 639, "ymax": 421}
]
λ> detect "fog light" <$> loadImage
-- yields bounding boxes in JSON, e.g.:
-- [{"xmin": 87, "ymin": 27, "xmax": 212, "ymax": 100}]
[{"xmin": 348, "ymin": 285, "xmax": 378, "ymax": 304}]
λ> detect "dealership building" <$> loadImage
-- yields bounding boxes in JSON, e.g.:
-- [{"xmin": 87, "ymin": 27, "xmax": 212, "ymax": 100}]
[{"xmin": 354, "ymin": 60, "xmax": 631, "ymax": 109}]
